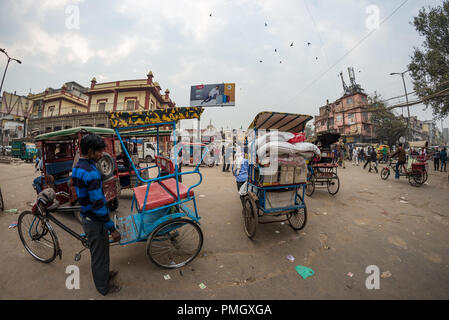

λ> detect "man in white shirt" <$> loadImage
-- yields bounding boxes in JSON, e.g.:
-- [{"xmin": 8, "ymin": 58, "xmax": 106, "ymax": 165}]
[
  {"xmin": 201, "ymin": 85, "xmax": 220, "ymax": 104},
  {"xmin": 352, "ymin": 148, "xmax": 359, "ymax": 166}
]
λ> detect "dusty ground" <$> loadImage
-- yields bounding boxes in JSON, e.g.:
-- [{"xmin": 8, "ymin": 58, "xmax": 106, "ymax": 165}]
[{"xmin": 0, "ymin": 161, "xmax": 448, "ymax": 300}]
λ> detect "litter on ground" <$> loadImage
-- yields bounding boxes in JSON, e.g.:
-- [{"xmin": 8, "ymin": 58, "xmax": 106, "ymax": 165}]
[{"xmin": 295, "ymin": 265, "xmax": 315, "ymax": 280}]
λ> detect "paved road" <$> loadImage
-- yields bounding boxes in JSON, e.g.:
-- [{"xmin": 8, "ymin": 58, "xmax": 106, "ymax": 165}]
[{"xmin": 0, "ymin": 161, "xmax": 448, "ymax": 299}]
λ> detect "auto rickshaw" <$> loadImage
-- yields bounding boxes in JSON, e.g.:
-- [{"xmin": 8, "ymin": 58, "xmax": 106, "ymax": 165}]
[{"xmin": 33, "ymin": 127, "xmax": 121, "ymax": 222}]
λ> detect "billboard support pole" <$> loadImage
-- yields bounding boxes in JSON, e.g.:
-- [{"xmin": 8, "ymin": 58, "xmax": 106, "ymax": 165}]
[{"xmin": 197, "ymin": 116, "xmax": 201, "ymax": 142}]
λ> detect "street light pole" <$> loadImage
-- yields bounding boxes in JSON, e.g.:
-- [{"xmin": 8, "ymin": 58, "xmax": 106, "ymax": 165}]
[
  {"xmin": 390, "ymin": 70, "xmax": 410, "ymax": 142},
  {"xmin": 0, "ymin": 48, "xmax": 22, "ymax": 147},
  {"xmin": 0, "ymin": 48, "xmax": 22, "ymax": 98}
]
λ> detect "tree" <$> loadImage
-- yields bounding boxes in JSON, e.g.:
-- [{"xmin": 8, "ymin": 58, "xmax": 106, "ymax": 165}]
[
  {"xmin": 408, "ymin": 1, "xmax": 449, "ymax": 118},
  {"xmin": 369, "ymin": 94, "xmax": 407, "ymax": 146}
]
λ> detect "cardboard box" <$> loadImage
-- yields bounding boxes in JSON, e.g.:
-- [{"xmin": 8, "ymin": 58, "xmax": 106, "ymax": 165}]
[
  {"xmin": 279, "ymin": 166, "xmax": 294, "ymax": 185},
  {"xmin": 260, "ymin": 167, "xmax": 279, "ymax": 186},
  {"xmin": 294, "ymin": 166, "xmax": 307, "ymax": 184}
]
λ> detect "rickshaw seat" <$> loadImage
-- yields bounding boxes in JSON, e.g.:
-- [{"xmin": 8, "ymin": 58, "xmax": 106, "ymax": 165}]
[
  {"xmin": 133, "ymin": 183, "xmax": 175, "ymax": 211},
  {"xmin": 160, "ymin": 178, "xmax": 194, "ymax": 199},
  {"xmin": 155, "ymin": 156, "xmax": 175, "ymax": 174}
]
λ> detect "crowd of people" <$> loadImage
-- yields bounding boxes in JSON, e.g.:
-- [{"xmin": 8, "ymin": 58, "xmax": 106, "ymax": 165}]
[{"xmin": 331, "ymin": 142, "xmax": 448, "ymax": 176}]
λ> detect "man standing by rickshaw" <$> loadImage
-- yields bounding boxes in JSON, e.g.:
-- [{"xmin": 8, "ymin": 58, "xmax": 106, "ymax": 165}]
[{"xmin": 72, "ymin": 134, "xmax": 121, "ymax": 295}]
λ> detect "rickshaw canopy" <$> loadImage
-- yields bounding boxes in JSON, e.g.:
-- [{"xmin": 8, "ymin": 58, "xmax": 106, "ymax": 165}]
[
  {"xmin": 247, "ymin": 111, "xmax": 313, "ymax": 133},
  {"xmin": 315, "ymin": 132, "xmax": 341, "ymax": 147},
  {"xmin": 34, "ymin": 126, "xmax": 115, "ymax": 141},
  {"xmin": 108, "ymin": 107, "xmax": 204, "ymax": 129},
  {"xmin": 409, "ymin": 141, "xmax": 428, "ymax": 148}
]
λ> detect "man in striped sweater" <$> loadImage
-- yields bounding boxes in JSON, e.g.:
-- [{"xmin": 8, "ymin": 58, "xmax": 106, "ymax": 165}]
[{"xmin": 72, "ymin": 134, "xmax": 121, "ymax": 295}]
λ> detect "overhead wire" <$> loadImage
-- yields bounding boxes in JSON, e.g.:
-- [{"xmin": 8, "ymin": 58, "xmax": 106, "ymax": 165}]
[{"xmin": 282, "ymin": 0, "xmax": 411, "ymax": 106}]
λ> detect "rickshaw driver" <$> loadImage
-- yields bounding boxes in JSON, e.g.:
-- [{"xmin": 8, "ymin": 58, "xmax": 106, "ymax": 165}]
[
  {"xmin": 72, "ymin": 134, "xmax": 121, "ymax": 295},
  {"xmin": 390, "ymin": 143, "xmax": 407, "ymax": 179}
]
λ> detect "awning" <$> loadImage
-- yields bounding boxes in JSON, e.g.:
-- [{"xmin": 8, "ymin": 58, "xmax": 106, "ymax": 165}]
[
  {"xmin": 109, "ymin": 107, "xmax": 204, "ymax": 129},
  {"xmin": 34, "ymin": 126, "xmax": 115, "ymax": 141},
  {"xmin": 248, "ymin": 111, "xmax": 313, "ymax": 133}
]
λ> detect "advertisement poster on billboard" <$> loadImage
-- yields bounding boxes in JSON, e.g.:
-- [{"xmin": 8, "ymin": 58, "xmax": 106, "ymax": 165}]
[{"xmin": 190, "ymin": 83, "xmax": 235, "ymax": 107}]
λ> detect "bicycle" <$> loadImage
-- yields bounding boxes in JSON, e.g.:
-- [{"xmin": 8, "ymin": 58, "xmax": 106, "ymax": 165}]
[
  {"xmin": 17, "ymin": 189, "xmax": 92, "ymax": 263},
  {"xmin": 380, "ymin": 159, "xmax": 427, "ymax": 187}
]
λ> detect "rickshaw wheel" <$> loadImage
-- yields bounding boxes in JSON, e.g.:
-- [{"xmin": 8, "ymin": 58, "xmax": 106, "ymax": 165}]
[
  {"xmin": 96, "ymin": 152, "xmax": 115, "ymax": 180},
  {"xmin": 411, "ymin": 171, "xmax": 425, "ymax": 186},
  {"xmin": 305, "ymin": 173, "xmax": 315, "ymax": 197},
  {"xmin": 288, "ymin": 194, "xmax": 307, "ymax": 231},
  {"xmin": 242, "ymin": 196, "xmax": 258, "ymax": 239},
  {"xmin": 146, "ymin": 218, "xmax": 203, "ymax": 269},
  {"xmin": 422, "ymin": 171, "xmax": 428, "ymax": 183},
  {"xmin": 18, "ymin": 211, "xmax": 59, "ymax": 263},
  {"xmin": 380, "ymin": 168, "xmax": 390, "ymax": 180},
  {"xmin": 0, "ymin": 187, "xmax": 4, "ymax": 211},
  {"xmin": 327, "ymin": 174, "xmax": 340, "ymax": 195}
]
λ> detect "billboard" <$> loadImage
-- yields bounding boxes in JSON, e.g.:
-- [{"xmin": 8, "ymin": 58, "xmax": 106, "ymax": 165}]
[
  {"xmin": 1, "ymin": 92, "xmax": 33, "ymax": 118},
  {"xmin": 190, "ymin": 83, "xmax": 235, "ymax": 107}
]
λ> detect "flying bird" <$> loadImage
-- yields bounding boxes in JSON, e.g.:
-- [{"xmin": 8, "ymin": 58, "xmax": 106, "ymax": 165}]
[
  {"xmin": 274, "ymin": 49, "xmax": 277, "ymax": 52},
  {"xmin": 259, "ymin": 60, "xmax": 263, "ymax": 63},
  {"xmin": 280, "ymin": 61, "xmax": 282, "ymax": 64},
  {"xmin": 290, "ymin": 42, "xmax": 294, "ymax": 47},
  {"xmin": 315, "ymin": 57, "xmax": 318, "ymax": 60},
  {"xmin": 265, "ymin": 22, "xmax": 267, "ymax": 27},
  {"xmin": 307, "ymin": 42, "xmax": 311, "ymax": 46},
  {"xmin": 209, "ymin": 13, "xmax": 212, "ymax": 17}
]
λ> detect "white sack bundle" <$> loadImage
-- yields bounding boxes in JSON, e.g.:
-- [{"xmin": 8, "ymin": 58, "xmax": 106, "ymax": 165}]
[
  {"xmin": 257, "ymin": 141, "xmax": 299, "ymax": 160},
  {"xmin": 252, "ymin": 131, "xmax": 295, "ymax": 150},
  {"xmin": 293, "ymin": 142, "xmax": 321, "ymax": 156}
]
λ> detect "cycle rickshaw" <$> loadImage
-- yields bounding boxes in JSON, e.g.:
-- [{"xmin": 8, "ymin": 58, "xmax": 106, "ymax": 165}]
[
  {"xmin": 241, "ymin": 111, "xmax": 312, "ymax": 239},
  {"xmin": 18, "ymin": 107, "xmax": 208, "ymax": 268},
  {"xmin": 305, "ymin": 132, "xmax": 341, "ymax": 196}
]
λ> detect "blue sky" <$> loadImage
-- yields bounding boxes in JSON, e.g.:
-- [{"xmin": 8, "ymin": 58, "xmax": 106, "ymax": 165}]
[{"xmin": 0, "ymin": 0, "xmax": 447, "ymax": 130}]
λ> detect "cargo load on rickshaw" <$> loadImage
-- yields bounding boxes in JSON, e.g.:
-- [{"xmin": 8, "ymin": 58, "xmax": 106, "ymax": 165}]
[{"xmin": 241, "ymin": 111, "xmax": 316, "ymax": 238}]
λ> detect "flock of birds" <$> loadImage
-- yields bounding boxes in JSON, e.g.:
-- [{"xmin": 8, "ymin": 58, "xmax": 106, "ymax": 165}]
[{"xmin": 209, "ymin": 13, "xmax": 319, "ymax": 65}]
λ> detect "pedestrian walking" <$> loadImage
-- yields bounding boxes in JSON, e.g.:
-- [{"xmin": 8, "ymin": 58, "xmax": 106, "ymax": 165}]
[
  {"xmin": 232, "ymin": 151, "xmax": 249, "ymax": 204},
  {"xmin": 72, "ymin": 134, "xmax": 121, "ymax": 296},
  {"xmin": 363, "ymin": 147, "xmax": 372, "ymax": 170},
  {"xmin": 222, "ymin": 142, "xmax": 231, "ymax": 172},
  {"xmin": 352, "ymin": 148, "xmax": 359, "ymax": 166},
  {"xmin": 433, "ymin": 148, "xmax": 440, "ymax": 171},
  {"xmin": 360, "ymin": 148, "xmax": 366, "ymax": 163},
  {"xmin": 382, "ymin": 146, "xmax": 388, "ymax": 163},
  {"xmin": 368, "ymin": 147, "xmax": 378, "ymax": 173},
  {"xmin": 440, "ymin": 147, "xmax": 447, "ymax": 172}
]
